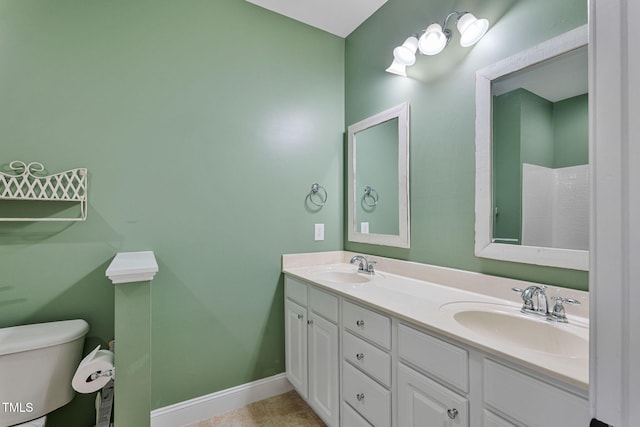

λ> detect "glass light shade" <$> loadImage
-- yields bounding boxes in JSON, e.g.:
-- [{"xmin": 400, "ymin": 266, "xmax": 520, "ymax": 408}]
[
  {"xmin": 385, "ymin": 59, "xmax": 407, "ymax": 76},
  {"xmin": 418, "ymin": 23, "xmax": 447, "ymax": 55},
  {"xmin": 457, "ymin": 13, "xmax": 489, "ymax": 47},
  {"xmin": 393, "ymin": 36, "xmax": 419, "ymax": 66}
]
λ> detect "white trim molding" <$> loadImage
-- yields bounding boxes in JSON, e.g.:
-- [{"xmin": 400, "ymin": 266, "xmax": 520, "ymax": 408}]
[
  {"xmin": 590, "ymin": 0, "xmax": 640, "ymax": 425},
  {"xmin": 106, "ymin": 251, "xmax": 159, "ymax": 284},
  {"xmin": 150, "ymin": 373, "xmax": 293, "ymax": 427}
]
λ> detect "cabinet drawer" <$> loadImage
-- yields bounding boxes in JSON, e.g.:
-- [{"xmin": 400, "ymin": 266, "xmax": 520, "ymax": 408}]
[
  {"xmin": 309, "ymin": 286, "xmax": 338, "ymax": 323},
  {"xmin": 342, "ymin": 402, "xmax": 373, "ymax": 427},
  {"xmin": 343, "ymin": 331, "xmax": 391, "ymax": 387},
  {"xmin": 343, "ymin": 301, "xmax": 391, "ymax": 350},
  {"xmin": 285, "ymin": 276, "xmax": 307, "ymax": 306},
  {"xmin": 398, "ymin": 324, "xmax": 468, "ymax": 393},
  {"xmin": 343, "ymin": 362, "xmax": 391, "ymax": 427},
  {"xmin": 484, "ymin": 359, "xmax": 588, "ymax": 427}
]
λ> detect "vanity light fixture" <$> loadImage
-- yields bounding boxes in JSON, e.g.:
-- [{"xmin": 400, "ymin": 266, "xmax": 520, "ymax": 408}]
[
  {"xmin": 385, "ymin": 59, "xmax": 408, "ymax": 77},
  {"xmin": 393, "ymin": 36, "xmax": 419, "ymax": 65},
  {"xmin": 386, "ymin": 11, "xmax": 489, "ymax": 75}
]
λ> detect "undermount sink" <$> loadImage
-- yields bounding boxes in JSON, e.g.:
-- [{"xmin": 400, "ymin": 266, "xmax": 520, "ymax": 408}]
[
  {"xmin": 440, "ymin": 302, "xmax": 588, "ymax": 358},
  {"xmin": 313, "ymin": 271, "xmax": 373, "ymax": 284}
]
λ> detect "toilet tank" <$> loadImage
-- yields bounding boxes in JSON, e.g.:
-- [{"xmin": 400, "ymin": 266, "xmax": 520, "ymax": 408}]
[{"xmin": 0, "ymin": 319, "xmax": 89, "ymax": 426}]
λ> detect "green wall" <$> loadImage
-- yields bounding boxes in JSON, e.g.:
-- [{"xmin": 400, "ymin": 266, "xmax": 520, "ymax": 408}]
[
  {"xmin": 355, "ymin": 118, "xmax": 400, "ymax": 235},
  {"xmin": 344, "ymin": 0, "xmax": 589, "ymax": 289},
  {"xmin": 493, "ymin": 88, "xmax": 554, "ymax": 243},
  {"xmin": 492, "ymin": 89, "xmax": 525, "ymax": 243},
  {"xmin": 521, "ymin": 90, "xmax": 555, "ymax": 168},
  {"xmin": 554, "ymin": 93, "xmax": 589, "ymax": 167},
  {"xmin": 0, "ymin": 0, "xmax": 344, "ymax": 423}
]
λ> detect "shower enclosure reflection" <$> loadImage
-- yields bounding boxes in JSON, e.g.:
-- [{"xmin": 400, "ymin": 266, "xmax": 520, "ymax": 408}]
[{"xmin": 491, "ymin": 46, "xmax": 588, "ymax": 251}]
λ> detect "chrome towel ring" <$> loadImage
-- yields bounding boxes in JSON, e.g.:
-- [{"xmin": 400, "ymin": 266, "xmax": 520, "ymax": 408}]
[
  {"xmin": 309, "ymin": 183, "xmax": 328, "ymax": 207},
  {"xmin": 363, "ymin": 186, "xmax": 378, "ymax": 207}
]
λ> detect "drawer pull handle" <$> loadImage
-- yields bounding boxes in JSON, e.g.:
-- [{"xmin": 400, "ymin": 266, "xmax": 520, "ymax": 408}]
[
  {"xmin": 356, "ymin": 320, "xmax": 365, "ymax": 327},
  {"xmin": 297, "ymin": 314, "xmax": 303, "ymax": 320},
  {"xmin": 356, "ymin": 353, "xmax": 364, "ymax": 361},
  {"xmin": 356, "ymin": 393, "xmax": 365, "ymax": 402},
  {"xmin": 307, "ymin": 319, "xmax": 313, "ymax": 325},
  {"xmin": 447, "ymin": 408, "xmax": 458, "ymax": 419}
]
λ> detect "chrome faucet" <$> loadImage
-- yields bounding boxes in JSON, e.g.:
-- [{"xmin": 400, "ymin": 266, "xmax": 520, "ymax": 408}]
[
  {"xmin": 524, "ymin": 285, "xmax": 549, "ymax": 315},
  {"xmin": 512, "ymin": 285, "xmax": 580, "ymax": 323},
  {"xmin": 350, "ymin": 255, "xmax": 376, "ymax": 274},
  {"xmin": 549, "ymin": 296, "xmax": 581, "ymax": 322}
]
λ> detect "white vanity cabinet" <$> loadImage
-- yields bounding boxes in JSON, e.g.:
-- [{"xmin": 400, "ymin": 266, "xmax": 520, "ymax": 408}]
[
  {"xmin": 284, "ymin": 277, "xmax": 339, "ymax": 427},
  {"xmin": 283, "ymin": 272, "xmax": 588, "ymax": 427}
]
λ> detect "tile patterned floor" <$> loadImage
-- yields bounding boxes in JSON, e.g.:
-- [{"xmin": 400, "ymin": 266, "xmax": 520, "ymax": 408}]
[{"xmin": 186, "ymin": 390, "xmax": 326, "ymax": 427}]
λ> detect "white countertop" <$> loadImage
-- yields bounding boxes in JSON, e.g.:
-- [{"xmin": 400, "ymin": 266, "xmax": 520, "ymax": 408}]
[{"xmin": 283, "ymin": 253, "xmax": 589, "ymax": 391}]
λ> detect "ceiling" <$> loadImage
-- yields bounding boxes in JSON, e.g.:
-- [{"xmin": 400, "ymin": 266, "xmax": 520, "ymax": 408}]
[
  {"xmin": 492, "ymin": 46, "xmax": 588, "ymax": 103},
  {"xmin": 245, "ymin": 0, "xmax": 388, "ymax": 38}
]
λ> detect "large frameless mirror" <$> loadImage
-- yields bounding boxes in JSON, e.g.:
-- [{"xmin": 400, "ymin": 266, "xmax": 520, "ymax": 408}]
[
  {"xmin": 348, "ymin": 102, "xmax": 410, "ymax": 248},
  {"xmin": 475, "ymin": 25, "xmax": 588, "ymax": 270}
]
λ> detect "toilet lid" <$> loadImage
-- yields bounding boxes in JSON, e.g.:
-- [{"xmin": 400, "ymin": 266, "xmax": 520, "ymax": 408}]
[{"xmin": 0, "ymin": 319, "xmax": 89, "ymax": 356}]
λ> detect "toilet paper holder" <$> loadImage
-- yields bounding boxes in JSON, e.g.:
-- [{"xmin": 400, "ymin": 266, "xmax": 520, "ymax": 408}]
[
  {"xmin": 73, "ymin": 346, "xmax": 115, "ymax": 394},
  {"xmin": 89, "ymin": 368, "xmax": 115, "ymax": 382}
]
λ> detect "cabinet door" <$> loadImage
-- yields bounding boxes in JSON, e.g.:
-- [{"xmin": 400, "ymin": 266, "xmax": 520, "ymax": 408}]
[
  {"xmin": 285, "ymin": 299, "xmax": 308, "ymax": 399},
  {"xmin": 308, "ymin": 312, "xmax": 339, "ymax": 427},
  {"xmin": 398, "ymin": 363, "xmax": 468, "ymax": 427},
  {"xmin": 483, "ymin": 410, "xmax": 516, "ymax": 427}
]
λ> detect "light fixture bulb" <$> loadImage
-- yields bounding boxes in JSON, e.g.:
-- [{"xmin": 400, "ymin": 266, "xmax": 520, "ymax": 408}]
[
  {"xmin": 392, "ymin": 36, "xmax": 419, "ymax": 66},
  {"xmin": 385, "ymin": 59, "xmax": 407, "ymax": 77},
  {"xmin": 418, "ymin": 23, "xmax": 448, "ymax": 55},
  {"xmin": 457, "ymin": 13, "xmax": 489, "ymax": 47}
]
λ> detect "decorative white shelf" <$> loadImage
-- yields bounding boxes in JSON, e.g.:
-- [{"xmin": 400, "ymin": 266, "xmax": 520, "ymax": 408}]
[
  {"xmin": 0, "ymin": 160, "xmax": 88, "ymax": 221},
  {"xmin": 106, "ymin": 251, "xmax": 159, "ymax": 284}
]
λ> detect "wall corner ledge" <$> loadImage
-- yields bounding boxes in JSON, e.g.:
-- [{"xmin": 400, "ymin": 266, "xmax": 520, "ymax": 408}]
[{"xmin": 106, "ymin": 251, "xmax": 159, "ymax": 284}]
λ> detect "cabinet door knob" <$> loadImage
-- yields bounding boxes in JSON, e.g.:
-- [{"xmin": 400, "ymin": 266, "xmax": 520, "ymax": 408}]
[
  {"xmin": 307, "ymin": 319, "xmax": 313, "ymax": 325},
  {"xmin": 447, "ymin": 408, "xmax": 458, "ymax": 419},
  {"xmin": 356, "ymin": 353, "xmax": 364, "ymax": 361},
  {"xmin": 356, "ymin": 393, "xmax": 365, "ymax": 402},
  {"xmin": 297, "ymin": 314, "xmax": 303, "ymax": 320},
  {"xmin": 356, "ymin": 320, "xmax": 365, "ymax": 327}
]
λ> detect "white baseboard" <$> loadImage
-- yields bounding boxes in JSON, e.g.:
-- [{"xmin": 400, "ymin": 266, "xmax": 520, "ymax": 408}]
[{"xmin": 150, "ymin": 373, "xmax": 293, "ymax": 427}]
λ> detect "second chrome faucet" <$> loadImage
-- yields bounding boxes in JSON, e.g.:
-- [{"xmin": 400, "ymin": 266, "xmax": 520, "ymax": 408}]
[
  {"xmin": 513, "ymin": 285, "xmax": 580, "ymax": 323},
  {"xmin": 350, "ymin": 255, "xmax": 376, "ymax": 275}
]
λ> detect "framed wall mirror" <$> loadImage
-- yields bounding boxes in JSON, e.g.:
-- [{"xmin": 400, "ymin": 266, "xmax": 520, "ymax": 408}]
[
  {"xmin": 475, "ymin": 25, "xmax": 588, "ymax": 270},
  {"xmin": 348, "ymin": 102, "xmax": 410, "ymax": 248}
]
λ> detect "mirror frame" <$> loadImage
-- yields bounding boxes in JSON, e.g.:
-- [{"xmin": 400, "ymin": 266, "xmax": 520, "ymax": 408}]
[
  {"xmin": 348, "ymin": 102, "xmax": 410, "ymax": 248},
  {"xmin": 475, "ymin": 25, "xmax": 589, "ymax": 270}
]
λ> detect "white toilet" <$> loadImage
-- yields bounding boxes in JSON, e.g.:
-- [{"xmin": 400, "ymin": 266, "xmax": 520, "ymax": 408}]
[{"xmin": 0, "ymin": 319, "xmax": 89, "ymax": 427}]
